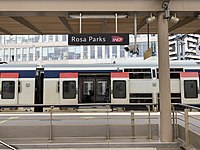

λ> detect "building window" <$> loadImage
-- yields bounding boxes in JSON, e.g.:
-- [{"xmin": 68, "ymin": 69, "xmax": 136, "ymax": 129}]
[
  {"xmin": 112, "ymin": 46, "xmax": 117, "ymax": 58},
  {"xmin": 0, "ymin": 49, "xmax": 3, "ymax": 61},
  {"xmin": 62, "ymin": 35, "xmax": 67, "ymax": 41},
  {"xmin": 90, "ymin": 46, "xmax": 95, "ymax": 59},
  {"xmin": 10, "ymin": 48, "xmax": 14, "ymax": 61},
  {"xmin": 22, "ymin": 48, "xmax": 28, "ymax": 61},
  {"xmin": 4, "ymin": 48, "xmax": 9, "ymax": 62},
  {"xmin": 83, "ymin": 46, "xmax": 88, "ymax": 59},
  {"xmin": 105, "ymin": 46, "xmax": 110, "ymax": 58},
  {"xmin": 29, "ymin": 48, "xmax": 33, "ymax": 61},
  {"xmin": 97, "ymin": 46, "xmax": 102, "ymax": 59},
  {"xmin": 42, "ymin": 47, "xmax": 48, "ymax": 60},
  {"xmin": 16, "ymin": 48, "xmax": 21, "ymax": 61},
  {"xmin": 120, "ymin": 46, "xmax": 125, "ymax": 58},
  {"xmin": 35, "ymin": 47, "xmax": 40, "ymax": 60},
  {"xmin": 48, "ymin": 35, "xmax": 53, "ymax": 42}
]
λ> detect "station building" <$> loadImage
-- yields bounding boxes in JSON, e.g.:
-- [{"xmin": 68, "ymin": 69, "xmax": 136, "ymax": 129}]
[{"xmin": 0, "ymin": 34, "xmax": 199, "ymax": 64}]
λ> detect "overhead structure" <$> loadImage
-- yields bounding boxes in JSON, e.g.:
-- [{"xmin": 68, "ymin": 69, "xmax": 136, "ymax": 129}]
[
  {"xmin": 0, "ymin": 0, "xmax": 199, "ymax": 145},
  {"xmin": 0, "ymin": 0, "xmax": 198, "ymax": 34}
]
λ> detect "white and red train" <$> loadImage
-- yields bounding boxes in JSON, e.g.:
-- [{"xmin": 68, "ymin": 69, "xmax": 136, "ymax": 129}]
[{"xmin": 0, "ymin": 60, "xmax": 199, "ymax": 111}]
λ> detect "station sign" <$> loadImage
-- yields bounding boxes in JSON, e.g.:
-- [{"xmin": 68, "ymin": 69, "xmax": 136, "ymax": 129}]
[{"xmin": 68, "ymin": 34, "xmax": 129, "ymax": 45}]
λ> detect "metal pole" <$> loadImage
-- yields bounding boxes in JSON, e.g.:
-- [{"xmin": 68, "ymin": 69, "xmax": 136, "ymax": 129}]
[
  {"xmin": 176, "ymin": 37, "xmax": 180, "ymax": 60},
  {"xmin": 49, "ymin": 106, "xmax": 54, "ymax": 142},
  {"xmin": 134, "ymin": 13, "xmax": 137, "ymax": 53},
  {"xmin": 115, "ymin": 13, "xmax": 118, "ymax": 33},
  {"xmin": 131, "ymin": 111, "xmax": 135, "ymax": 138},
  {"xmin": 158, "ymin": 12, "xmax": 172, "ymax": 142},
  {"xmin": 172, "ymin": 105, "xmax": 176, "ymax": 141},
  {"xmin": 184, "ymin": 109, "xmax": 190, "ymax": 150},
  {"xmin": 147, "ymin": 105, "xmax": 152, "ymax": 139},
  {"xmin": 106, "ymin": 105, "xmax": 110, "ymax": 141},
  {"xmin": 147, "ymin": 23, "xmax": 150, "ymax": 49},
  {"xmin": 80, "ymin": 13, "xmax": 82, "ymax": 34},
  {"xmin": 176, "ymin": 111, "xmax": 178, "ymax": 139}
]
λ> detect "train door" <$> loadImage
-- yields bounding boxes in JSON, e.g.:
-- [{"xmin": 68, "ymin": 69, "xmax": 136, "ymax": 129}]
[
  {"xmin": 0, "ymin": 73, "xmax": 19, "ymax": 105},
  {"xmin": 79, "ymin": 73, "xmax": 110, "ymax": 103},
  {"xmin": 35, "ymin": 68, "xmax": 44, "ymax": 112},
  {"xmin": 180, "ymin": 72, "xmax": 200, "ymax": 104},
  {"xmin": 59, "ymin": 73, "xmax": 78, "ymax": 104},
  {"xmin": 111, "ymin": 72, "xmax": 129, "ymax": 104}
]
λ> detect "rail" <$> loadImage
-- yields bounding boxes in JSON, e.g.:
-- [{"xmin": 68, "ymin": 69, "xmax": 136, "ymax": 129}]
[
  {"xmin": 172, "ymin": 103, "xmax": 200, "ymax": 150},
  {"xmin": 3, "ymin": 103, "xmax": 198, "ymax": 149},
  {"xmin": 0, "ymin": 103, "xmax": 161, "ymax": 149}
]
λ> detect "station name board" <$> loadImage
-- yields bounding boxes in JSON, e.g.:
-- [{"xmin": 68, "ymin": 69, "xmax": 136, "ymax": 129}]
[{"xmin": 68, "ymin": 34, "xmax": 129, "ymax": 45}]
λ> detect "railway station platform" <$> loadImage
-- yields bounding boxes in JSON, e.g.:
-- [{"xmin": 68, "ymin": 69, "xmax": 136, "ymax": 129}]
[{"xmin": 0, "ymin": 104, "xmax": 200, "ymax": 150}]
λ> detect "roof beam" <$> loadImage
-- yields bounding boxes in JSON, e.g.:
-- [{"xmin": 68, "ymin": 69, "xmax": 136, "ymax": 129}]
[
  {"xmin": 0, "ymin": 27, "xmax": 12, "ymax": 35},
  {"xmin": 169, "ymin": 17, "xmax": 196, "ymax": 33},
  {"xmin": 137, "ymin": 17, "xmax": 147, "ymax": 32},
  {"xmin": 58, "ymin": 17, "xmax": 74, "ymax": 33},
  {"xmin": 0, "ymin": 0, "xmax": 200, "ymax": 12},
  {"xmin": 10, "ymin": 17, "xmax": 43, "ymax": 34},
  {"xmin": 193, "ymin": 29, "xmax": 200, "ymax": 34}
]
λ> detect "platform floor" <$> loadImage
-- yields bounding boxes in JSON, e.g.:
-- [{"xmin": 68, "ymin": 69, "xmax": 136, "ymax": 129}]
[{"xmin": 0, "ymin": 112, "xmax": 199, "ymax": 150}]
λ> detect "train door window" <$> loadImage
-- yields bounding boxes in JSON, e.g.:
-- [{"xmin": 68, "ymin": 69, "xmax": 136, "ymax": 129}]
[
  {"xmin": 63, "ymin": 81, "xmax": 76, "ymax": 99},
  {"xmin": 83, "ymin": 81, "xmax": 94, "ymax": 95},
  {"xmin": 184, "ymin": 80, "xmax": 198, "ymax": 98},
  {"xmin": 1, "ymin": 81, "xmax": 15, "ymax": 99},
  {"xmin": 97, "ymin": 81, "xmax": 107, "ymax": 96},
  {"xmin": 113, "ymin": 80, "xmax": 126, "ymax": 98}
]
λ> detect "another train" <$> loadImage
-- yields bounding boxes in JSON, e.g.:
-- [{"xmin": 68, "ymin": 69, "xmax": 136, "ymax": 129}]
[{"xmin": 0, "ymin": 60, "xmax": 200, "ymax": 111}]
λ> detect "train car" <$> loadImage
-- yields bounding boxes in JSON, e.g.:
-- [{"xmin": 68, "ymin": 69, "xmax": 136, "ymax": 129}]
[
  {"xmin": 1, "ymin": 60, "xmax": 200, "ymax": 111},
  {"xmin": 0, "ymin": 64, "xmax": 38, "ymax": 111},
  {"xmin": 43, "ymin": 60, "xmax": 200, "ymax": 110}
]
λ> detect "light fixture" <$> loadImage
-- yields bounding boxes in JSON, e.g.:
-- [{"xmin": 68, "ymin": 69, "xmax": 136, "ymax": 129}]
[
  {"xmin": 69, "ymin": 14, "xmax": 128, "ymax": 19},
  {"xmin": 170, "ymin": 13, "xmax": 179, "ymax": 24},
  {"xmin": 146, "ymin": 13, "xmax": 156, "ymax": 24},
  {"xmin": 194, "ymin": 13, "xmax": 200, "ymax": 20}
]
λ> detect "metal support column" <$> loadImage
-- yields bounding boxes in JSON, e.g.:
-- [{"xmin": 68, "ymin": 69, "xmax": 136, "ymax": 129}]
[{"xmin": 157, "ymin": 12, "xmax": 172, "ymax": 142}]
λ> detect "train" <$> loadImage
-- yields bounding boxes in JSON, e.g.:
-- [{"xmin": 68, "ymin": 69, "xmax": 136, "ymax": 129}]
[{"xmin": 0, "ymin": 60, "xmax": 200, "ymax": 111}]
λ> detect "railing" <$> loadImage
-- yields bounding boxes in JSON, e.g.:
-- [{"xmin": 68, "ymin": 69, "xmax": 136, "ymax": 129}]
[
  {"xmin": 2, "ymin": 103, "xmax": 199, "ymax": 149},
  {"xmin": 172, "ymin": 104, "xmax": 200, "ymax": 150},
  {"xmin": 0, "ymin": 103, "xmax": 161, "ymax": 149}
]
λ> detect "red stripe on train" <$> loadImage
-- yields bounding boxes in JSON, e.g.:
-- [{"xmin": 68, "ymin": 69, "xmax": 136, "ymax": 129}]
[
  {"xmin": 111, "ymin": 72, "xmax": 129, "ymax": 78},
  {"xmin": 60, "ymin": 73, "xmax": 78, "ymax": 78},
  {"xmin": 1, "ymin": 73, "xmax": 19, "ymax": 78},
  {"xmin": 180, "ymin": 72, "xmax": 199, "ymax": 78}
]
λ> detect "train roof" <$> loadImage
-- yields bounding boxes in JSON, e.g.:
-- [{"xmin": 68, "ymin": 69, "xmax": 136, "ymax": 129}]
[
  {"xmin": 44, "ymin": 60, "xmax": 200, "ymax": 68},
  {"xmin": 0, "ymin": 64, "xmax": 38, "ymax": 70}
]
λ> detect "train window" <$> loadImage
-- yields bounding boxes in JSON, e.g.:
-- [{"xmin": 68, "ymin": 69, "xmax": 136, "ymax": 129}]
[
  {"xmin": 124, "ymin": 68, "xmax": 151, "ymax": 72},
  {"xmin": 113, "ymin": 80, "xmax": 126, "ymax": 98},
  {"xmin": 1, "ymin": 81, "xmax": 15, "ymax": 99},
  {"xmin": 152, "ymin": 70, "xmax": 156, "ymax": 78},
  {"xmin": 124, "ymin": 68, "xmax": 151, "ymax": 79},
  {"xmin": 184, "ymin": 80, "xmax": 198, "ymax": 98},
  {"xmin": 157, "ymin": 68, "xmax": 183, "ymax": 79},
  {"xmin": 63, "ymin": 81, "xmax": 76, "ymax": 99},
  {"xmin": 129, "ymin": 73, "xmax": 151, "ymax": 79}
]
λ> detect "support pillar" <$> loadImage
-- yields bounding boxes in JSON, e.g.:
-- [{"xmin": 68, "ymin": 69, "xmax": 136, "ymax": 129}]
[{"xmin": 158, "ymin": 12, "xmax": 172, "ymax": 142}]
